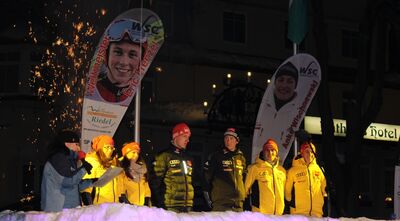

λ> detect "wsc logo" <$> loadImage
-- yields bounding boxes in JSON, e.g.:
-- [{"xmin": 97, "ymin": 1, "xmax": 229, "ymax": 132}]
[{"xmin": 299, "ymin": 61, "xmax": 318, "ymax": 77}]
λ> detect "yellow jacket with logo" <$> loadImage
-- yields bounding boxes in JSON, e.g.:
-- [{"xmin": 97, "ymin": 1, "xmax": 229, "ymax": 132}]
[
  {"xmin": 116, "ymin": 167, "xmax": 151, "ymax": 206},
  {"xmin": 285, "ymin": 155, "xmax": 326, "ymax": 217},
  {"xmin": 245, "ymin": 155, "xmax": 286, "ymax": 215},
  {"xmin": 82, "ymin": 152, "xmax": 120, "ymax": 204}
]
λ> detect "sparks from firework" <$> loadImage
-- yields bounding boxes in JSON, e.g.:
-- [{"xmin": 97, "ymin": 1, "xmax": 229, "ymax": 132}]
[{"xmin": 27, "ymin": 1, "xmax": 107, "ymax": 144}]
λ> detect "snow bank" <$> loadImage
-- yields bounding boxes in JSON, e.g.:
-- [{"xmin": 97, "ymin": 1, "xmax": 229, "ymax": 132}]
[{"xmin": 0, "ymin": 203, "xmax": 377, "ymax": 221}]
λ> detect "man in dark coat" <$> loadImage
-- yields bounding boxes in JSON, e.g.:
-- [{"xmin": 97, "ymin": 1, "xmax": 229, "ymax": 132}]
[
  {"xmin": 203, "ymin": 128, "xmax": 247, "ymax": 212},
  {"xmin": 151, "ymin": 123, "xmax": 194, "ymax": 212}
]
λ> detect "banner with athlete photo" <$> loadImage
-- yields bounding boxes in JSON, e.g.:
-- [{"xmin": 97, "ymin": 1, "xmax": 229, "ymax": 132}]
[
  {"xmin": 81, "ymin": 8, "xmax": 164, "ymax": 152},
  {"xmin": 252, "ymin": 53, "xmax": 321, "ymax": 163}
]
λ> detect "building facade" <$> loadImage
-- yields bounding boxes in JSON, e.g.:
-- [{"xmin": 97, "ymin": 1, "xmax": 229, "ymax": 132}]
[{"xmin": 0, "ymin": 0, "xmax": 399, "ymax": 218}]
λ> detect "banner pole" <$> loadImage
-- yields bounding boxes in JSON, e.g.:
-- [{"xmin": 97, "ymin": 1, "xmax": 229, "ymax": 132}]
[
  {"xmin": 135, "ymin": 6, "xmax": 143, "ymax": 143},
  {"xmin": 293, "ymin": 43, "xmax": 297, "ymax": 155},
  {"xmin": 135, "ymin": 83, "xmax": 141, "ymax": 142}
]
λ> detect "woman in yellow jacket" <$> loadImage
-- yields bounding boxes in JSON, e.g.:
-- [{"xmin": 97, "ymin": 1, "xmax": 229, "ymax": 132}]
[
  {"xmin": 285, "ymin": 142, "xmax": 327, "ymax": 217},
  {"xmin": 117, "ymin": 142, "xmax": 151, "ymax": 206},
  {"xmin": 81, "ymin": 135, "xmax": 120, "ymax": 205},
  {"xmin": 245, "ymin": 139, "xmax": 286, "ymax": 215}
]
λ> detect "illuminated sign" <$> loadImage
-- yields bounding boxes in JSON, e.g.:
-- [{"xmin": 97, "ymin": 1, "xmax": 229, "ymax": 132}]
[{"xmin": 304, "ymin": 116, "xmax": 400, "ymax": 142}]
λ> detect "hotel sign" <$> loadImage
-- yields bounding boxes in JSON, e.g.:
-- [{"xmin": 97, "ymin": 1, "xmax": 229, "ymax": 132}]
[{"xmin": 304, "ymin": 116, "xmax": 400, "ymax": 142}]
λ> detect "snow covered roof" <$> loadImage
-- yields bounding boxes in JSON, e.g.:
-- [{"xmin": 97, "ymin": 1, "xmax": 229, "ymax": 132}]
[{"xmin": 0, "ymin": 203, "xmax": 346, "ymax": 221}]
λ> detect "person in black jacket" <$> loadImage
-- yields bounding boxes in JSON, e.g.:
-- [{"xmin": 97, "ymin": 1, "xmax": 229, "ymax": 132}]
[
  {"xmin": 150, "ymin": 123, "xmax": 194, "ymax": 212},
  {"xmin": 203, "ymin": 128, "xmax": 246, "ymax": 212}
]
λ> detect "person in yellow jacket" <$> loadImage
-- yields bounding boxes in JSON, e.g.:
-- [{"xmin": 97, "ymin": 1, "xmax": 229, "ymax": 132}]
[
  {"xmin": 117, "ymin": 142, "xmax": 151, "ymax": 206},
  {"xmin": 245, "ymin": 139, "xmax": 286, "ymax": 215},
  {"xmin": 81, "ymin": 135, "xmax": 120, "ymax": 205},
  {"xmin": 285, "ymin": 142, "xmax": 327, "ymax": 217}
]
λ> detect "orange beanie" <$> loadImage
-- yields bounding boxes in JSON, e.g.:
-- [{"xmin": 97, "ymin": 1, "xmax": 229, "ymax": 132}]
[
  {"xmin": 263, "ymin": 139, "xmax": 278, "ymax": 152},
  {"xmin": 92, "ymin": 135, "xmax": 114, "ymax": 151},
  {"xmin": 121, "ymin": 142, "xmax": 140, "ymax": 156}
]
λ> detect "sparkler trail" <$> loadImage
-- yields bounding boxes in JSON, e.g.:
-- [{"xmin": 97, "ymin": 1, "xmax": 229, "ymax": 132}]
[{"xmin": 28, "ymin": 0, "xmax": 108, "ymax": 142}]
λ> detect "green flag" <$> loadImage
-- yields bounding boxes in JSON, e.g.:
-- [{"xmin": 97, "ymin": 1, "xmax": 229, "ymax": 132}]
[{"xmin": 287, "ymin": 0, "xmax": 309, "ymax": 44}]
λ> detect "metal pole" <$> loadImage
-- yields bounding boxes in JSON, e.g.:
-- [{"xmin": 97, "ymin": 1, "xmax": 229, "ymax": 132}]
[
  {"xmin": 134, "ymin": 83, "xmax": 141, "ymax": 142},
  {"xmin": 293, "ymin": 42, "xmax": 298, "ymax": 156},
  {"xmin": 134, "ymin": 5, "xmax": 143, "ymax": 143}
]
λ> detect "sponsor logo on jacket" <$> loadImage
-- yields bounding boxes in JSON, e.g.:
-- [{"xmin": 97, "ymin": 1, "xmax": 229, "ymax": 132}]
[
  {"xmin": 169, "ymin": 159, "xmax": 180, "ymax": 167},
  {"xmin": 296, "ymin": 171, "xmax": 306, "ymax": 177},
  {"xmin": 222, "ymin": 160, "xmax": 233, "ymax": 171}
]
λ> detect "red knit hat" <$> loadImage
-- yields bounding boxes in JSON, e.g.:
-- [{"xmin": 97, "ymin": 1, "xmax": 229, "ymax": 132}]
[
  {"xmin": 92, "ymin": 135, "xmax": 114, "ymax": 151},
  {"xmin": 300, "ymin": 142, "xmax": 316, "ymax": 154},
  {"xmin": 224, "ymin": 128, "xmax": 239, "ymax": 141},
  {"xmin": 122, "ymin": 142, "xmax": 140, "ymax": 156},
  {"xmin": 172, "ymin": 123, "xmax": 191, "ymax": 139},
  {"xmin": 263, "ymin": 139, "xmax": 278, "ymax": 152}
]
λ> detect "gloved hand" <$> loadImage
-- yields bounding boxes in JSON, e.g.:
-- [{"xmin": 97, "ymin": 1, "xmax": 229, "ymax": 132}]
[
  {"xmin": 81, "ymin": 160, "xmax": 93, "ymax": 174},
  {"xmin": 77, "ymin": 151, "xmax": 86, "ymax": 161},
  {"xmin": 119, "ymin": 194, "xmax": 131, "ymax": 204}
]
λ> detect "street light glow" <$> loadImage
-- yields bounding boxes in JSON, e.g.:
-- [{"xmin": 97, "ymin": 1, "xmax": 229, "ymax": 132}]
[{"xmin": 155, "ymin": 66, "xmax": 163, "ymax": 72}]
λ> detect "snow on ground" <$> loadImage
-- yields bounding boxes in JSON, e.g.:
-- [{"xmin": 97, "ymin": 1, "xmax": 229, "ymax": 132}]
[{"xmin": 0, "ymin": 203, "xmax": 383, "ymax": 221}]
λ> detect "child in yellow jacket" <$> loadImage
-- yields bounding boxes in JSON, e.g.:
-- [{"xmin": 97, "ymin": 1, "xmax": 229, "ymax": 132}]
[{"xmin": 117, "ymin": 142, "xmax": 151, "ymax": 206}]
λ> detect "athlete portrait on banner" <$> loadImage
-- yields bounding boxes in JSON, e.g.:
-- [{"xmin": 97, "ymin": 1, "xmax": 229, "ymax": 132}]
[
  {"xmin": 273, "ymin": 62, "xmax": 298, "ymax": 110},
  {"xmin": 93, "ymin": 19, "xmax": 147, "ymax": 105},
  {"xmin": 81, "ymin": 9, "xmax": 164, "ymax": 152},
  {"xmin": 256, "ymin": 62, "xmax": 299, "ymax": 161},
  {"xmin": 252, "ymin": 54, "xmax": 320, "ymax": 163}
]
